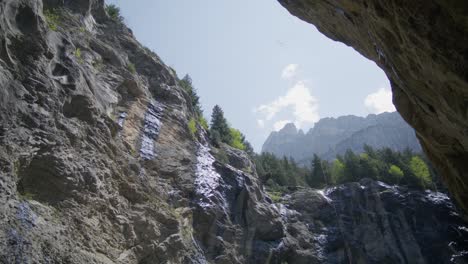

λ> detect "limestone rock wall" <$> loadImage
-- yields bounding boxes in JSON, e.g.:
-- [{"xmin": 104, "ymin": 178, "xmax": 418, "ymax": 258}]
[
  {"xmin": 1, "ymin": 0, "xmax": 467, "ymax": 263},
  {"xmin": 0, "ymin": 1, "xmax": 290, "ymax": 263}
]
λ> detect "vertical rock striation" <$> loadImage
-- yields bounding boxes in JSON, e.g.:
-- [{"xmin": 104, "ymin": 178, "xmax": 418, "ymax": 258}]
[{"xmin": 0, "ymin": 0, "xmax": 299, "ymax": 262}]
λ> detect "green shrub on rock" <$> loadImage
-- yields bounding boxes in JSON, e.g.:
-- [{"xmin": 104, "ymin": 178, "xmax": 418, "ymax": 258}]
[
  {"xmin": 199, "ymin": 116, "xmax": 209, "ymax": 130},
  {"xmin": 127, "ymin": 63, "xmax": 136, "ymax": 74},
  {"xmin": 410, "ymin": 156, "xmax": 432, "ymax": 188},
  {"xmin": 229, "ymin": 128, "xmax": 245, "ymax": 150},
  {"xmin": 388, "ymin": 164, "xmax": 404, "ymax": 183},
  {"xmin": 188, "ymin": 118, "xmax": 197, "ymax": 137},
  {"xmin": 105, "ymin": 4, "xmax": 123, "ymax": 22},
  {"xmin": 266, "ymin": 190, "xmax": 283, "ymax": 203},
  {"xmin": 44, "ymin": 9, "xmax": 60, "ymax": 31},
  {"xmin": 74, "ymin": 48, "xmax": 84, "ymax": 64}
]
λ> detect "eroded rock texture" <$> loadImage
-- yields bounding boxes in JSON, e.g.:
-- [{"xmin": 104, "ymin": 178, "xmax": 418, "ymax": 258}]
[
  {"xmin": 281, "ymin": 180, "xmax": 468, "ymax": 263},
  {"xmin": 0, "ymin": 0, "xmax": 292, "ymax": 263},
  {"xmin": 278, "ymin": 0, "xmax": 468, "ymax": 212},
  {"xmin": 1, "ymin": 0, "xmax": 467, "ymax": 263}
]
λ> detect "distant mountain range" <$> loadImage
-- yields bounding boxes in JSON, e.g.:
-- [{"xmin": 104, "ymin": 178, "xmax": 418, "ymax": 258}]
[{"xmin": 261, "ymin": 112, "xmax": 422, "ymax": 164}]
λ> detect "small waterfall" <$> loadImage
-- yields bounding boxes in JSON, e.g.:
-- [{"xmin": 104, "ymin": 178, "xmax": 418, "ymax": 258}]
[
  {"xmin": 192, "ymin": 130, "xmax": 234, "ymax": 222},
  {"xmin": 317, "ymin": 189, "xmax": 333, "ymax": 203},
  {"xmin": 192, "ymin": 139, "xmax": 233, "ymax": 261},
  {"xmin": 140, "ymin": 101, "xmax": 164, "ymax": 160},
  {"xmin": 194, "ymin": 141, "xmax": 228, "ymax": 210}
]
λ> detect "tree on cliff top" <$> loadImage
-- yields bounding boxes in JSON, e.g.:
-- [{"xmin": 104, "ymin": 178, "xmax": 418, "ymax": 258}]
[
  {"xmin": 241, "ymin": 134, "xmax": 255, "ymax": 157},
  {"xmin": 210, "ymin": 105, "xmax": 232, "ymax": 145},
  {"xmin": 105, "ymin": 4, "xmax": 123, "ymax": 22},
  {"xmin": 209, "ymin": 105, "xmax": 253, "ymax": 153},
  {"xmin": 179, "ymin": 74, "xmax": 202, "ymax": 117}
]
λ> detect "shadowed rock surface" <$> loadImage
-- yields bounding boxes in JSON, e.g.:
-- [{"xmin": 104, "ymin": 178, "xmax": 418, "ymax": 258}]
[
  {"xmin": 278, "ymin": 0, "xmax": 468, "ymax": 212},
  {"xmin": 280, "ymin": 179, "xmax": 468, "ymax": 264}
]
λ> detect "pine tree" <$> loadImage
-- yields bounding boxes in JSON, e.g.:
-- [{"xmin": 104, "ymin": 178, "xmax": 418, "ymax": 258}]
[
  {"xmin": 180, "ymin": 74, "xmax": 202, "ymax": 117},
  {"xmin": 363, "ymin": 144, "xmax": 377, "ymax": 159},
  {"xmin": 307, "ymin": 154, "xmax": 326, "ymax": 188},
  {"xmin": 210, "ymin": 105, "xmax": 232, "ymax": 145},
  {"xmin": 241, "ymin": 134, "xmax": 255, "ymax": 157},
  {"xmin": 282, "ymin": 156, "xmax": 290, "ymax": 172},
  {"xmin": 343, "ymin": 150, "xmax": 360, "ymax": 182}
]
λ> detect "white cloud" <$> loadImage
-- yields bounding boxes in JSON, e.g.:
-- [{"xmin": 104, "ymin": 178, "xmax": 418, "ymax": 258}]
[
  {"xmin": 255, "ymin": 81, "xmax": 319, "ymax": 129},
  {"xmin": 257, "ymin": 119, "xmax": 265, "ymax": 128},
  {"xmin": 281, "ymin": 64, "xmax": 298, "ymax": 80},
  {"xmin": 364, "ymin": 87, "xmax": 396, "ymax": 114},
  {"xmin": 273, "ymin": 120, "xmax": 292, "ymax": 131}
]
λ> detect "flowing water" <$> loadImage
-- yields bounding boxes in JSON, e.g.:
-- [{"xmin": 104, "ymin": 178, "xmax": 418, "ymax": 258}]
[
  {"xmin": 194, "ymin": 141, "xmax": 229, "ymax": 212},
  {"xmin": 140, "ymin": 101, "xmax": 164, "ymax": 160}
]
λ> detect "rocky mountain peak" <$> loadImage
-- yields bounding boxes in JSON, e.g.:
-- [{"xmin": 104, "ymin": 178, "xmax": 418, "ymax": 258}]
[
  {"xmin": 278, "ymin": 122, "xmax": 298, "ymax": 135},
  {"xmin": 262, "ymin": 112, "xmax": 422, "ymax": 163}
]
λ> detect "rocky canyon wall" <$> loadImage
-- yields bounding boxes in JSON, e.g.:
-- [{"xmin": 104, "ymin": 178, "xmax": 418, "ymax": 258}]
[
  {"xmin": 0, "ymin": 0, "xmax": 291, "ymax": 262},
  {"xmin": 0, "ymin": 0, "xmax": 467, "ymax": 263}
]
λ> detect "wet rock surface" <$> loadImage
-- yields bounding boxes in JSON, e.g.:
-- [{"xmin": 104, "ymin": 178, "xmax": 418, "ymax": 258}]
[
  {"xmin": 281, "ymin": 180, "xmax": 468, "ymax": 264},
  {"xmin": 1, "ymin": 0, "xmax": 467, "ymax": 263},
  {"xmin": 278, "ymin": 0, "xmax": 468, "ymax": 212},
  {"xmin": 0, "ymin": 0, "xmax": 204, "ymax": 262},
  {"xmin": 0, "ymin": 0, "xmax": 293, "ymax": 263},
  {"xmin": 192, "ymin": 137, "xmax": 289, "ymax": 263}
]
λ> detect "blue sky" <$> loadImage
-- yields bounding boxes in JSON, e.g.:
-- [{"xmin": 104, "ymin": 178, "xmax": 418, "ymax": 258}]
[{"xmin": 106, "ymin": 0, "xmax": 393, "ymax": 151}]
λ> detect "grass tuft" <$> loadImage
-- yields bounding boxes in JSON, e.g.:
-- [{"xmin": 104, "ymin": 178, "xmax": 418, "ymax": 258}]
[
  {"xmin": 127, "ymin": 63, "xmax": 136, "ymax": 74},
  {"xmin": 44, "ymin": 9, "xmax": 60, "ymax": 31}
]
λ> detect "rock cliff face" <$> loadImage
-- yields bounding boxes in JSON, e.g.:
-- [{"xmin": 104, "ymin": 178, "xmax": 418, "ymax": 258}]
[
  {"xmin": 280, "ymin": 179, "xmax": 468, "ymax": 264},
  {"xmin": 262, "ymin": 112, "xmax": 421, "ymax": 163},
  {"xmin": 277, "ymin": 0, "xmax": 468, "ymax": 212},
  {"xmin": 0, "ymin": 0, "xmax": 466, "ymax": 263},
  {"xmin": 0, "ymin": 1, "xmax": 291, "ymax": 263}
]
